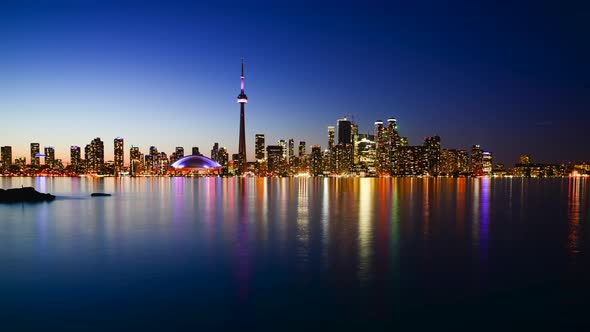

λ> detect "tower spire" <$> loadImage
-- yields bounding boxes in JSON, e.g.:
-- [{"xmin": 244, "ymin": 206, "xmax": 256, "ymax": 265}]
[{"xmin": 237, "ymin": 58, "xmax": 248, "ymax": 174}]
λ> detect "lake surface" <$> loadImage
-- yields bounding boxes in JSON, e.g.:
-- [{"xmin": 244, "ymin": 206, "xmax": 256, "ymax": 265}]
[{"xmin": 0, "ymin": 177, "xmax": 589, "ymax": 330}]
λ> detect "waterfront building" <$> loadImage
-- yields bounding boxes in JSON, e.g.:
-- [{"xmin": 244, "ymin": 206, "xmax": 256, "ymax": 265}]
[
  {"xmin": 44, "ymin": 147, "xmax": 55, "ymax": 169},
  {"xmin": 114, "ymin": 137, "xmax": 124, "ymax": 175},
  {"xmin": 482, "ymin": 151, "xmax": 493, "ymax": 176},
  {"xmin": 423, "ymin": 136, "xmax": 441, "ymax": 176},
  {"xmin": 30, "ymin": 143, "xmax": 40, "ymax": 167},
  {"xmin": 1, "ymin": 146, "xmax": 12, "ymax": 168},
  {"xmin": 395, "ymin": 146, "xmax": 428, "ymax": 176},
  {"xmin": 70, "ymin": 146, "xmax": 81, "ymax": 171},
  {"xmin": 266, "ymin": 145, "xmax": 284, "ymax": 175},
  {"xmin": 310, "ymin": 145, "xmax": 323, "ymax": 176},
  {"xmin": 255, "ymin": 134, "xmax": 265, "ymax": 161},
  {"xmin": 470, "ymin": 145, "xmax": 484, "ymax": 176},
  {"xmin": 211, "ymin": 143, "xmax": 219, "ymax": 161}
]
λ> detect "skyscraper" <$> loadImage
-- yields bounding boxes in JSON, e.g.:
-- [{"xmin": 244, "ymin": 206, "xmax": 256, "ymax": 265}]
[
  {"xmin": 423, "ymin": 136, "xmax": 441, "ymax": 176},
  {"xmin": 211, "ymin": 143, "xmax": 219, "ymax": 161},
  {"xmin": 327, "ymin": 126, "xmax": 335, "ymax": 150},
  {"xmin": 374, "ymin": 120, "xmax": 389, "ymax": 175},
  {"xmin": 149, "ymin": 146, "xmax": 159, "ymax": 171},
  {"xmin": 310, "ymin": 145, "xmax": 322, "ymax": 176},
  {"xmin": 114, "ymin": 137, "xmax": 124, "ymax": 174},
  {"xmin": 298, "ymin": 141, "xmax": 306, "ymax": 158},
  {"xmin": 44, "ymin": 147, "xmax": 55, "ymax": 168},
  {"xmin": 337, "ymin": 118, "xmax": 352, "ymax": 145},
  {"xmin": 482, "ymin": 151, "xmax": 493, "ymax": 176},
  {"xmin": 1, "ymin": 146, "xmax": 12, "ymax": 167},
  {"xmin": 30, "ymin": 143, "xmax": 40, "ymax": 167},
  {"xmin": 470, "ymin": 145, "xmax": 484, "ymax": 176},
  {"xmin": 266, "ymin": 145, "xmax": 284, "ymax": 175},
  {"xmin": 130, "ymin": 146, "xmax": 142, "ymax": 176},
  {"xmin": 192, "ymin": 147, "xmax": 200, "ymax": 156},
  {"xmin": 175, "ymin": 147, "xmax": 184, "ymax": 159},
  {"xmin": 288, "ymin": 139, "xmax": 294, "ymax": 162},
  {"xmin": 91, "ymin": 138, "xmax": 104, "ymax": 172},
  {"xmin": 255, "ymin": 134, "xmax": 265, "ymax": 161},
  {"xmin": 237, "ymin": 58, "xmax": 248, "ymax": 174},
  {"xmin": 70, "ymin": 146, "xmax": 81, "ymax": 170}
]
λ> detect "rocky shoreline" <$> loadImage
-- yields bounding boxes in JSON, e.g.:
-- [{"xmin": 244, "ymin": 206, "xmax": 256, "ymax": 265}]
[{"xmin": 0, "ymin": 187, "xmax": 56, "ymax": 203}]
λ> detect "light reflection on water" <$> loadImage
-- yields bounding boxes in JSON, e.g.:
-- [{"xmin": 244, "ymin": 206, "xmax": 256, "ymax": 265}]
[{"xmin": 0, "ymin": 177, "xmax": 589, "ymax": 327}]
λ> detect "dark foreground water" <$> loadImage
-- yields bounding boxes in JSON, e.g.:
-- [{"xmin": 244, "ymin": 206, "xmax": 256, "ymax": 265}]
[{"xmin": 0, "ymin": 177, "xmax": 589, "ymax": 330}]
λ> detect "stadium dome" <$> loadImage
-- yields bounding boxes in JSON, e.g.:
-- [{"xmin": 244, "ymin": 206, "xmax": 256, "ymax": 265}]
[{"xmin": 171, "ymin": 155, "xmax": 221, "ymax": 174}]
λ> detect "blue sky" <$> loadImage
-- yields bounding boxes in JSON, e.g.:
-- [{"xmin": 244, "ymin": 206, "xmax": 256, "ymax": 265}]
[{"xmin": 0, "ymin": 0, "xmax": 588, "ymax": 164}]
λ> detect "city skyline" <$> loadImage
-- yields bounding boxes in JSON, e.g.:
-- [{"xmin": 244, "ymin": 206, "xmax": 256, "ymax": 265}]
[{"xmin": 0, "ymin": 1, "xmax": 589, "ymax": 165}]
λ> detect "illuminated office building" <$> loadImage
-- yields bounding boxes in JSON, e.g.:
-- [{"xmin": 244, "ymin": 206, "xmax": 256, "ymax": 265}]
[
  {"xmin": 30, "ymin": 143, "xmax": 40, "ymax": 167},
  {"xmin": 470, "ymin": 145, "xmax": 484, "ymax": 176},
  {"xmin": 255, "ymin": 134, "xmax": 265, "ymax": 161},
  {"xmin": 298, "ymin": 141, "xmax": 306, "ymax": 158},
  {"xmin": 70, "ymin": 146, "xmax": 81, "ymax": 170},
  {"xmin": 266, "ymin": 145, "xmax": 284, "ymax": 175},
  {"xmin": 1, "ymin": 146, "xmax": 12, "ymax": 167},
  {"xmin": 114, "ymin": 137, "xmax": 124, "ymax": 174},
  {"xmin": 482, "ymin": 151, "xmax": 493, "ymax": 176},
  {"xmin": 44, "ymin": 147, "xmax": 55, "ymax": 168},
  {"xmin": 310, "ymin": 145, "xmax": 322, "ymax": 176},
  {"xmin": 423, "ymin": 135, "xmax": 441, "ymax": 176},
  {"xmin": 211, "ymin": 143, "xmax": 219, "ymax": 161}
]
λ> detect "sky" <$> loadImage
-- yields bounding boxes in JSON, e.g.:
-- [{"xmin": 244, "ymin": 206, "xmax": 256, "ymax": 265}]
[{"xmin": 0, "ymin": 0, "xmax": 588, "ymax": 165}]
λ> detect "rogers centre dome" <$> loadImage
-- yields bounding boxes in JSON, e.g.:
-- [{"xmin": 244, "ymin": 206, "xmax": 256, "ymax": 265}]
[{"xmin": 170, "ymin": 155, "xmax": 221, "ymax": 175}]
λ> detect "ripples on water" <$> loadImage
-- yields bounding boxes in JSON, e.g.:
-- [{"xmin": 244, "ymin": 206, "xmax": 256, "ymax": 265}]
[{"xmin": 0, "ymin": 177, "xmax": 588, "ymax": 330}]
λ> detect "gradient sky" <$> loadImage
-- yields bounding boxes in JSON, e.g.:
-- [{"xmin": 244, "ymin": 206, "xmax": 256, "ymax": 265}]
[{"xmin": 0, "ymin": 0, "xmax": 588, "ymax": 165}]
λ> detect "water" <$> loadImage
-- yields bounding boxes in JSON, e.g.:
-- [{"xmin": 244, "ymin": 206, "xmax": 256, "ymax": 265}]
[{"xmin": 0, "ymin": 177, "xmax": 589, "ymax": 330}]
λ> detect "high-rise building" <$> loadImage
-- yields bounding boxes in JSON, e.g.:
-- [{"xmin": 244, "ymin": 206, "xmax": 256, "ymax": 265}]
[
  {"xmin": 149, "ymin": 146, "xmax": 158, "ymax": 171},
  {"xmin": 327, "ymin": 126, "xmax": 335, "ymax": 150},
  {"xmin": 114, "ymin": 137, "xmax": 124, "ymax": 174},
  {"xmin": 423, "ymin": 136, "xmax": 441, "ymax": 176},
  {"xmin": 218, "ymin": 147, "xmax": 229, "ymax": 175},
  {"xmin": 337, "ymin": 118, "xmax": 352, "ymax": 145},
  {"xmin": 30, "ymin": 143, "xmax": 40, "ymax": 167},
  {"xmin": 91, "ymin": 137, "xmax": 104, "ymax": 172},
  {"xmin": 519, "ymin": 154, "xmax": 531, "ymax": 165},
  {"xmin": 395, "ymin": 146, "xmax": 428, "ymax": 176},
  {"xmin": 192, "ymin": 147, "xmax": 200, "ymax": 156},
  {"xmin": 175, "ymin": 147, "xmax": 184, "ymax": 159},
  {"xmin": 356, "ymin": 137, "xmax": 376, "ymax": 175},
  {"xmin": 441, "ymin": 149, "xmax": 458, "ymax": 175},
  {"xmin": 129, "ymin": 146, "xmax": 142, "ymax": 176},
  {"xmin": 1, "ymin": 146, "xmax": 12, "ymax": 167},
  {"xmin": 266, "ymin": 145, "xmax": 284, "ymax": 175},
  {"xmin": 85, "ymin": 144, "xmax": 92, "ymax": 170},
  {"xmin": 482, "ymin": 151, "xmax": 493, "ymax": 176},
  {"xmin": 237, "ymin": 58, "xmax": 248, "ymax": 174},
  {"xmin": 374, "ymin": 120, "xmax": 389, "ymax": 175},
  {"xmin": 310, "ymin": 145, "xmax": 322, "ymax": 176},
  {"xmin": 470, "ymin": 145, "xmax": 484, "ymax": 176},
  {"xmin": 458, "ymin": 150, "xmax": 469, "ymax": 174},
  {"xmin": 298, "ymin": 141, "xmax": 306, "ymax": 158},
  {"xmin": 333, "ymin": 144, "xmax": 353, "ymax": 174},
  {"xmin": 288, "ymin": 139, "xmax": 295, "ymax": 162},
  {"xmin": 70, "ymin": 146, "xmax": 81, "ymax": 170},
  {"xmin": 255, "ymin": 134, "xmax": 265, "ymax": 161},
  {"xmin": 387, "ymin": 118, "xmax": 400, "ymax": 169},
  {"xmin": 211, "ymin": 143, "xmax": 219, "ymax": 161},
  {"xmin": 279, "ymin": 140, "xmax": 287, "ymax": 159},
  {"xmin": 44, "ymin": 147, "xmax": 55, "ymax": 168}
]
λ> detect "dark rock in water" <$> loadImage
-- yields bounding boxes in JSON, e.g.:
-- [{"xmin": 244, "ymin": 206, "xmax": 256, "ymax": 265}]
[
  {"xmin": 0, "ymin": 187, "xmax": 56, "ymax": 203},
  {"xmin": 91, "ymin": 193, "xmax": 112, "ymax": 197}
]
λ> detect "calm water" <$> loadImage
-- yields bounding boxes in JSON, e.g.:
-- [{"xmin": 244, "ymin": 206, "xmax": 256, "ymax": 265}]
[{"xmin": 0, "ymin": 177, "xmax": 589, "ymax": 330}]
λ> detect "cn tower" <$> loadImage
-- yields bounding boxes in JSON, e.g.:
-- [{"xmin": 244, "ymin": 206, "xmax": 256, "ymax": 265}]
[{"xmin": 237, "ymin": 58, "xmax": 248, "ymax": 173}]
